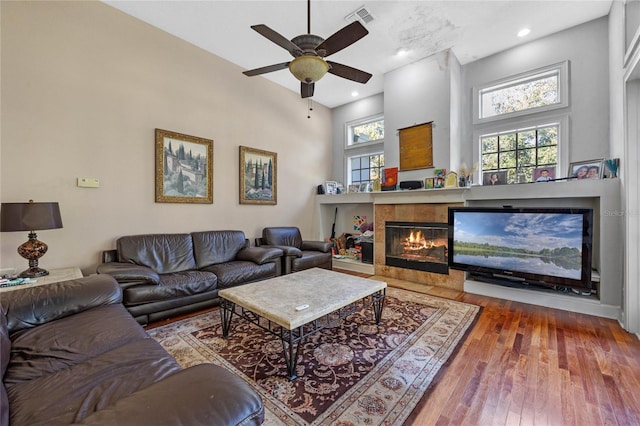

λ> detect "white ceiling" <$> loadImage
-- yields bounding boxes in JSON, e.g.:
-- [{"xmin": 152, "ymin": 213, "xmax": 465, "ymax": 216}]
[{"xmin": 104, "ymin": 0, "xmax": 612, "ymax": 108}]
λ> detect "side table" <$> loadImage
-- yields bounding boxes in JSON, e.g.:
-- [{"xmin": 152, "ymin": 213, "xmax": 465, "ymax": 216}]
[{"xmin": 0, "ymin": 267, "xmax": 83, "ymax": 293}]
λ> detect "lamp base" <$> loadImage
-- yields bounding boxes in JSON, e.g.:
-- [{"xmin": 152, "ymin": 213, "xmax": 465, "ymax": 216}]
[{"xmin": 18, "ymin": 267, "xmax": 49, "ymax": 278}]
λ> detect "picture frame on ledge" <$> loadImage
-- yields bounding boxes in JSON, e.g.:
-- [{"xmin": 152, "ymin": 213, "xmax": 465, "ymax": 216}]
[
  {"xmin": 569, "ymin": 159, "xmax": 603, "ymax": 180},
  {"xmin": 155, "ymin": 129, "xmax": 213, "ymax": 204},
  {"xmin": 483, "ymin": 170, "xmax": 507, "ymax": 186},
  {"xmin": 239, "ymin": 146, "xmax": 277, "ymax": 205}
]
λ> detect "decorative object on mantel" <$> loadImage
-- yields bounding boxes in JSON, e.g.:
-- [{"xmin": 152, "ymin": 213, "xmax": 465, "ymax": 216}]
[
  {"xmin": 399, "ymin": 121, "xmax": 433, "ymax": 171},
  {"xmin": 444, "ymin": 171, "xmax": 459, "ymax": 188},
  {"xmin": 434, "ymin": 168, "xmax": 446, "ymax": 188},
  {"xmin": 0, "ymin": 200, "xmax": 63, "ymax": 278},
  {"xmin": 604, "ymin": 158, "xmax": 620, "ymax": 178},
  {"xmin": 534, "ymin": 166, "xmax": 556, "ymax": 182},
  {"xmin": 381, "ymin": 167, "xmax": 398, "ymax": 191},
  {"xmin": 155, "ymin": 129, "xmax": 213, "ymax": 204},
  {"xmin": 239, "ymin": 146, "xmax": 277, "ymax": 204},
  {"xmin": 458, "ymin": 162, "xmax": 478, "ymax": 187},
  {"xmin": 569, "ymin": 159, "xmax": 604, "ymax": 180},
  {"xmin": 425, "ymin": 177, "xmax": 435, "ymax": 189}
]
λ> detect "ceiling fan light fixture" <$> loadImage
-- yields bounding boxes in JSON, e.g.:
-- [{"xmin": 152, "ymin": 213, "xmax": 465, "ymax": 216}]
[{"xmin": 288, "ymin": 56, "xmax": 329, "ymax": 83}]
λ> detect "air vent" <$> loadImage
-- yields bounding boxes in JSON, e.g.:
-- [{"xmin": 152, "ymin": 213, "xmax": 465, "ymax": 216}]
[{"xmin": 345, "ymin": 6, "xmax": 374, "ymax": 25}]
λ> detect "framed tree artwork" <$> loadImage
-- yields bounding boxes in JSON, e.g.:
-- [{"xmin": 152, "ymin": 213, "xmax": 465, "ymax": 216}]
[
  {"xmin": 155, "ymin": 129, "xmax": 213, "ymax": 204},
  {"xmin": 239, "ymin": 146, "xmax": 277, "ymax": 205}
]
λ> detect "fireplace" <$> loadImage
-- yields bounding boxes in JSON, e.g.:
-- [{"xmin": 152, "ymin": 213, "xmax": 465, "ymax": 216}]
[{"xmin": 385, "ymin": 221, "xmax": 449, "ymax": 274}]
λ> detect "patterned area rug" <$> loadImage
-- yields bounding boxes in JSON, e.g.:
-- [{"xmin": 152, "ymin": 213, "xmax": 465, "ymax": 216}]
[{"xmin": 148, "ymin": 287, "xmax": 479, "ymax": 425}]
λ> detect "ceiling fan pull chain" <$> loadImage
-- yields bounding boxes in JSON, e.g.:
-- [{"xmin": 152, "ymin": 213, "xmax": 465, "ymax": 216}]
[{"xmin": 307, "ymin": 98, "xmax": 314, "ymax": 119}]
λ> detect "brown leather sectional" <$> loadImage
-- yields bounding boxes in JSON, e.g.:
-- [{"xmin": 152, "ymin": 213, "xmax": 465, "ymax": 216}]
[
  {"xmin": 0, "ymin": 274, "xmax": 264, "ymax": 426},
  {"xmin": 97, "ymin": 230, "xmax": 284, "ymax": 325}
]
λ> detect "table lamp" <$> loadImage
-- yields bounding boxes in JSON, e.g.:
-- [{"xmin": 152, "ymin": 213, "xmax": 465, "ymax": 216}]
[{"xmin": 0, "ymin": 200, "xmax": 63, "ymax": 278}]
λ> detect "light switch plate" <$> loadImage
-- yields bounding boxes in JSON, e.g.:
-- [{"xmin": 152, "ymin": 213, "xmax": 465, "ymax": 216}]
[{"xmin": 77, "ymin": 177, "xmax": 100, "ymax": 188}]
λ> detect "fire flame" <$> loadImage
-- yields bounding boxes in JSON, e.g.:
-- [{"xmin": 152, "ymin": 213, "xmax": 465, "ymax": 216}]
[{"xmin": 404, "ymin": 231, "xmax": 436, "ymax": 250}]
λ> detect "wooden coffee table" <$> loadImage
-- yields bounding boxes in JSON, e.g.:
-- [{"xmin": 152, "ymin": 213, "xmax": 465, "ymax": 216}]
[{"xmin": 218, "ymin": 268, "xmax": 387, "ymax": 380}]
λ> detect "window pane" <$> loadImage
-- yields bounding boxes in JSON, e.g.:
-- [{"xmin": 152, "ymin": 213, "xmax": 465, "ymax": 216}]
[
  {"xmin": 506, "ymin": 169, "xmax": 517, "ymax": 184},
  {"xmin": 517, "ymin": 130, "xmax": 536, "ymax": 149},
  {"xmin": 482, "ymin": 136, "xmax": 498, "ymax": 152},
  {"xmin": 369, "ymin": 156, "xmax": 379, "ymax": 167},
  {"xmin": 499, "ymin": 151, "xmax": 516, "ymax": 168},
  {"xmin": 351, "ymin": 157, "xmax": 361, "ymax": 169},
  {"xmin": 517, "ymin": 148, "xmax": 537, "ymax": 166},
  {"xmin": 480, "ymin": 72, "xmax": 559, "ymax": 119},
  {"xmin": 537, "ymin": 126, "xmax": 558, "ymax": 146},
  {"xmin": 351, "ymin": 119, "xmax": 384, "ymax": 145},
  {"xmin": 538, "ymin": 146, "xmax": 557, "ymax": 164},
  {"xmin": 499, "ymin": 133, "xmax": 516, "ymax": 151},
  {"xmin": 482, "ymin": 153, "xmax": 498, "ymax": 170},
  {"xmin": 352, "ymin": 170, "xmax": 361, "ymax": 182},
  {"xmin": 361, "ymin": 169, "xmax": 370, "ymax": 181}
]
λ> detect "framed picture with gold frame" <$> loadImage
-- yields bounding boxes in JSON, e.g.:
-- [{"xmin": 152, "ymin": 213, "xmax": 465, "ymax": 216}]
[
  {"xmin": 239, "ymin": 146, "xmax": 277, "ymax": 205},
  {"xmin": 155, "ymin": 129, "xmax": 213, "ymax": 204}
]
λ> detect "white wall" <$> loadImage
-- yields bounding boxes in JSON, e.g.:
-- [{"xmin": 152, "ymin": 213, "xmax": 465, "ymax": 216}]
[
  {"xmin": 384, "ymin": 50, "xmax": 453, "ymax": 183},
  {"xmin": 0, "ymin": 1, "xmax": 333, "ymax": 275}
]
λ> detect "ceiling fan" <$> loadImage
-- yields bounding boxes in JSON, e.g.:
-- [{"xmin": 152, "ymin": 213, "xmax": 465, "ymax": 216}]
[{"xmin": 242, "ymin": 0, "xmax": 372, "ymax": 99}]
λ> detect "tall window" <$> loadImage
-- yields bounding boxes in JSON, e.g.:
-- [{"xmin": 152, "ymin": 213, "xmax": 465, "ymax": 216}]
[
  {"xmin": 481, "ymin": 123, "xmax": 559, "ymax": 184},
  {"xmin": 346, "ymin": 115, "xmax": 384, "ymax": 187},
  {"xmin": 349, "ymin": 153, "xmax": 384, "ymax": 186}
]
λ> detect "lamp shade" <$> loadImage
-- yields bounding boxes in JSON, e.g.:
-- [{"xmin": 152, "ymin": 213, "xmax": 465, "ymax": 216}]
[
  {"xmin": 1, "ymin": 202, "xmax": 63, "ymax": 232},
  {"xmin": 288, "ymin": 56, "xmax": 330, "ymax": 83}
]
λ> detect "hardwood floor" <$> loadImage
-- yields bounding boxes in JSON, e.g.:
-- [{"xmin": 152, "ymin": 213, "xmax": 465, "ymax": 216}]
[{"xmin": 146, "ymin": 270, "xmax": 640, "ymax": 425}]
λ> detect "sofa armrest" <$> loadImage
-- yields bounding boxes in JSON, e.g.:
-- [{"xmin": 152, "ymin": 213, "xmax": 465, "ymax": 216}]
[
  {"xmin": 2, "ymin": 275, "xmax": 122, "ymax": 334},
  {"xmin": 97, "ymin": 262, "xmax": 160, "ymax": 284},
  {"xmin": 76, "ymin": 364, "xmax": 264, "ymax": 426},
  {"xmin": 236, "ymin": 247, "xmax": 283, "ymax": 264},
  {"xmin": 302, "ymin": 240, "xmax": 333, "ymax": 253},
  {"xmin": 258, "ymin": 244, "xmax": 302, "ymax": 258}
]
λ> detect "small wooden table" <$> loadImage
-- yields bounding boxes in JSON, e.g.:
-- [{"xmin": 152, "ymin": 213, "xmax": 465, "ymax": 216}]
[
  {"xmin": 0, "ymin": 267, "xmax": 83, "ymax": 292},
  {"xmin": 218, "ymin": 268, "xmax": 386, "ymax": 380}
]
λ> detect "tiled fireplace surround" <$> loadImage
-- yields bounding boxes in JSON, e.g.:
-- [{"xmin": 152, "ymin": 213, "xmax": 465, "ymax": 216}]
[{"xmin": 374, "ymin": 203, "xmax": 465, "ymax": 291}]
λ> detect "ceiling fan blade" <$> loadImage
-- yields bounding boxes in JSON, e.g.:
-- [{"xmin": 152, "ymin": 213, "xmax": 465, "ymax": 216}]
[
  {"xmin": 316, "ymin": 21, "xmax": 368, "ymax": 57},
  {"xmin": 251, "ymin": 25, "xmax": 302, "ymax": 56},
  {"xmin": 301, "ymin": 82, "xmax": 315, "ymax": 98},
  {"xmin": 243, "ymin": 62, "xmax": 290, "ymax": 77},
  {"xmin": 327, "ymin": 61, "xmax": 372, "ymax": 84}
]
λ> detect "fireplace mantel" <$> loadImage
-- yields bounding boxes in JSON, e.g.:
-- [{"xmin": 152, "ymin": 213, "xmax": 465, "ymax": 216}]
[{"xmin": 315, "ymin": 179, "xmax": 622, "ymax": 321}]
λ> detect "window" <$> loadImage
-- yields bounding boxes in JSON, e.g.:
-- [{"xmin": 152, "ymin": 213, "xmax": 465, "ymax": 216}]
[
  {"xmin": 349, "ymin": 153, "xmax": 384, "ymax": 186},
  {"xmin": 347, "ymin": 116, "xmax": 384, "ymax": 146},
  {"xmin": 480, "ymin": 123, "xmax": 559, "ymax": 184},
  {"xmin": 474, "ymin": 61, "xmax": 568, "ymax": 124}
]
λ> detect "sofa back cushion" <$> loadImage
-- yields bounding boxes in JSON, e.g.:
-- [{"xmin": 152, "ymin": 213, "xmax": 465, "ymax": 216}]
[
  {"xmin": 191, "ymin": 231, "xmax": 247, "ymax": 269},
  {"xmin": 117, "ymin": 234, "xmax": 196, "ymax": 274},
  {"xmin": 262, "ymin": 227, "xmax": 303, "ymax": 249}
]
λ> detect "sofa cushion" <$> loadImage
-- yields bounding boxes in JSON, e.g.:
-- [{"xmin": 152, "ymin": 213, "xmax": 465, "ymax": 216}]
[
  {"xmin": 201, "ymin": 261, "xmax": 276, "ymax": 289},
  {"xmin": 1, "ymin": 306, "xmax": 9, "ymax": 426},
  {"xmin": 6, "ymin": 338, "xmax": 181, "ymax": 426},
  {"xmin": 4, "ymin": 304, "xmax": 148, "ymax": 385},
  {"xmin": 117, "ymin": 234, "xmax": 196, "ymax": 274},
  {"xmin": 292, "ymin": 251, "xmax": 333, "ymax": 272},
  {"xmin": 191, "ymin": 230, "xmax": 247, "ymax": 268},
  {"xmin": 262, "ymin": 227, "xmax": 303, "ymax": 249},
  {"xmin": 122, "ymin": 270, "xmax": 217, "ymax": 306}
]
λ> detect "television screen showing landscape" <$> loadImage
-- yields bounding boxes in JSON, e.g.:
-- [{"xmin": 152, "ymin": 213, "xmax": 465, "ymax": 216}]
[{"xmin": 452, "ymin": 211, "xmax": 584, "ymax": 280}]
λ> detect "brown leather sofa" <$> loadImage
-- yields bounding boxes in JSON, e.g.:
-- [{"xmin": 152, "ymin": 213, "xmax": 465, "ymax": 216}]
[
  {"xmin": 0, "ymin": 274, "xmax": 264, "ymax": 426},
  {"xmin": 97, "ymin": 230, "xmax": 283, "ymax": 325},
  {"xmin": 256, "ymin": 227, "xmax": 333, "ymax": 274}
]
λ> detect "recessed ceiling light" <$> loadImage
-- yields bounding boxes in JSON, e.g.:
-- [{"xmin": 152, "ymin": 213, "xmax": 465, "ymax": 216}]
[
  {"xmin": 351, "ymin": 91, "xmax": 359, "ymax": 97},
  {"xmin": 396, "ymin": 48, "xmax": 409, "ymax": 57},
  {"xmin": 517, "ymin": 28, "xmax": 531, "ymax": 38}
]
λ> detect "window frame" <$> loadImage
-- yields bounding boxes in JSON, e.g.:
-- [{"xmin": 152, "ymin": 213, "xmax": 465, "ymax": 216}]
[
  {"xmin": 473, "ymin": 61, "xmax": 569, "ymax": 124},
  {"xmin": 346, "ymin": 151, "xmax": 385, "ymax": 187},
  {"xmin": 473, "ymin": 114, "xmax": 569, "ymax": 181},
  {"xmin": 345, "ymin": 114, "xmax": 385, "ymax": 149}
]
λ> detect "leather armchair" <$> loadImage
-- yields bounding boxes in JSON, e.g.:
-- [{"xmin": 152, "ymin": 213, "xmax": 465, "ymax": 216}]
[{"xmin": 256, "ymin": 227, "xmax": 333, "ymax": 274}]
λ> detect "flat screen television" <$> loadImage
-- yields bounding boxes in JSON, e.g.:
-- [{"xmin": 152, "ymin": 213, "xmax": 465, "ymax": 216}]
[{"xmin": 448, "ymin": 207, "xmax": 593, "ymax": 291}]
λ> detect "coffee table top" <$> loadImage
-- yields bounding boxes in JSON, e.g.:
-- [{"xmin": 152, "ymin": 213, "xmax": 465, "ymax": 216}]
[{"xmin": 218, "ymin": 268, "xmax": 387, "ymax": 329}]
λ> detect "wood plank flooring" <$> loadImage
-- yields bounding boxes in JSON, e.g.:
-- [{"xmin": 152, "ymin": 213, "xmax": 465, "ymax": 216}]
[{"xmin": 146, "ymin": 269, "xmax": 640, "ymax": 425}]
